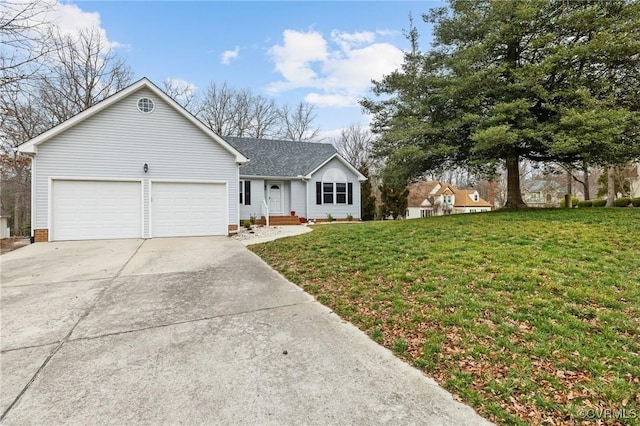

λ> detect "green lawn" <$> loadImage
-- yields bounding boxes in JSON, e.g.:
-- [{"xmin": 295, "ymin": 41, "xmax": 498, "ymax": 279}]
[{"xmin": 250, "ymin": 209, "xmax": 640, "ymax": 425}]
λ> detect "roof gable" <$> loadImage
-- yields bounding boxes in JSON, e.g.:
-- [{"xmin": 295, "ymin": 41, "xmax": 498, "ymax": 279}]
[
  {"xmin": 225, "ymin": 137, "xmax": 366, "ymax": 181},
  {"xmin": 453, "ymin": 189, "xmax": 493, "ymax": 208},
  {"xmin": 407, "ymin": 180, "xmax": 440, "ymax": 207},
  {"xmin": 18, "ymin": 78, "xmax": 248, "ymax": 163}
]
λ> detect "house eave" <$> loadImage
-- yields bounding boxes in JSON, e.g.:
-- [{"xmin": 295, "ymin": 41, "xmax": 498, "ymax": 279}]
[
  {"xmin": 306, "ymin": 153, "xmax": 367, "ymax": 181},
  {"xmin": 239, "ymin": 175, "xmax": 305, "ymax": 180}
]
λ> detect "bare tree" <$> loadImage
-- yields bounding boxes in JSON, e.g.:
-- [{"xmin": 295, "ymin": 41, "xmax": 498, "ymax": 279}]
[
  {"xmin": 38, "ymin": 26, "xmax": 132, "ymax": 123},
  {"xmin": 249, "ymin": 95, "xmax": 280, "ymax": 139},
  {"xmin": 278, "ymin": 102, "xmax": 320, "ymax": 142},
  {"xmin": 231, "ymin": 89, "xmax": 253, "ymax": 137},
  {"xmin": 198, "ymin": 82, "xmax": 239, "ymax": 136},
  {"xmin": 163, "ymin": 78, "xmax": 199, "ymax": 111},
  {"xmin": 1, "ymin": 24, "xmax": 132, "ymax": 235},
  {"xmin": 0, "ymin": 0, "xmax": 55, "ymax": 89},
  {"xmin": 198, "ymin": 83, "xmax": 288, "ymax": 139},
  {"xmin": 332, "ymin": 125, "xmax": 373, "ymax": 170}
]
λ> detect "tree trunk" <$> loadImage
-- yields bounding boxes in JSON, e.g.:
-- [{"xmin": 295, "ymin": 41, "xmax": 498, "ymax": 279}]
[
  {"xmin": 13, "ymin": 193, "xmax": 20, "ymax": 236},
  {"xmin": 605, "ymin": 165, "xmax": 616, "ymax": 207},
  {"xmin": 504, "ymin": 154, "xmax": 527, "ymax": 208},
  {"xmin": 566, "ymin": 168, "xmax": 573, "ymax": 208},
  {"xmin": 582, "ymin": 160, "xmax": 590, "ymax": 200}
]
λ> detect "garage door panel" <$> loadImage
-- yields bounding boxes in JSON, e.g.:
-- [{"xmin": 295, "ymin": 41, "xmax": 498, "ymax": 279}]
[
  {"xmin": 151, "ymin": 182, "xmax": 226, "ymax": 237},
  {"xmin": 52, "ymin": 180, "xmax": 142, "ymax": 241}
]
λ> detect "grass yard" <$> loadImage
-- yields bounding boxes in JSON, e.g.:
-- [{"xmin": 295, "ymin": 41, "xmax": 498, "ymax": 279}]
[{"xmin": 250, "ymin": 209, "xmax": 640, "ymax": 425}]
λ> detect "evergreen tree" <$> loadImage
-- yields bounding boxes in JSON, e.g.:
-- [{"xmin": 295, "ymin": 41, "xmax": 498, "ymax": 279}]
[
  {"xmin": 362, "ymin": 0, "xmax": 640, "ymax": 208},
  {"xmin": 359, "ymin": 163, "xmax": 377, "ymax": 221}
]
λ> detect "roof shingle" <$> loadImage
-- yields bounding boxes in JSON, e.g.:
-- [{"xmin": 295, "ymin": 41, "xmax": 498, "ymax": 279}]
[{"xmin": 224, "ymin": 136, "xmax": 337, "ymax": 177}]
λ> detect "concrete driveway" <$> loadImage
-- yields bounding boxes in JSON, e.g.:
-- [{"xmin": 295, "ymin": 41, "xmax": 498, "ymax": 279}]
[{"xmin": 1, "ymin": 237, "xmax": 490, "ymax": 425}]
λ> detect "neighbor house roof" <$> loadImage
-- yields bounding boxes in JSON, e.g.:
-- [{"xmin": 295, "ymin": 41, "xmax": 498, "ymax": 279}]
[
  {"xmin": 453, "ymin": 189, "xmax": 493, "ymax": 208},
  {"xmin": 408, "ymin": 180, "xmax": 493, "ymax": 208},
  {"xmin": 407, "ymin": 181, "xmax": 440, "ymax": 207},
  {"xmin": 225, "ymin": 137, "xmax": 366, "ymax": 181},
  {"xmin": 17, "ymin": 78, "xmax": 248, "ymax": 164}
]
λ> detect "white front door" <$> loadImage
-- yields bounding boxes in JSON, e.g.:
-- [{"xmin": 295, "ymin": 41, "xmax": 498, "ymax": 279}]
[{"xmin": 267, "ymin": 182, "xmax": 282, "ymax": 213}]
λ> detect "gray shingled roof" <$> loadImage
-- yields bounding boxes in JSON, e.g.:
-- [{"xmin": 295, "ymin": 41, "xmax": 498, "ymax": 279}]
[{"xmin": 224, "ymin": 136, "xmax": 337, "ymax": 177}]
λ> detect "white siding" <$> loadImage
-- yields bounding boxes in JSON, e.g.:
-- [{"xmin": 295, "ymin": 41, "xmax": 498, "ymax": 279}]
[
  {"xmin": 290, "ymin": 180, "xmax": 307, "ymax": 218},
  {"xmin": 34, "ymin": 88, "xmax": 238, "ymax": 237},
  {"xmin": 239, "ymin": 179, "xmax": 264, "ymax": 220},
  {"xmin": 307, "ymin": 158, "xmax": 362, "ymax": 220},
  {"xmin": 406, "ymin": 207, "xmax": 421, "ymax": 220}
]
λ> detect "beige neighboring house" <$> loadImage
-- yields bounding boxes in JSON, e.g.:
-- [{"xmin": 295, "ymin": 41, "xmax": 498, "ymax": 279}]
[
  {"xmin": 406, "ymin": 181, "xmax": 492, "ymax": 218},
  {"xmin": 631, "ymin": 163, "xmax": 640, "ymax": 198}
]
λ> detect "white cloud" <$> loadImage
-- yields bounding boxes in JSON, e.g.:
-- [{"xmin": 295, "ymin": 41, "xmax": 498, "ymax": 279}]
[
  {"xmin": 221, "ymin": 46, "xmax": 240, "ymax": 65},
  {"xmin": 330, "ymin": 30, "xmax": 376, "ymax": 51},
  {"xmin": 304, "ymin": 92, "xmax": 354, "ymax": 108},
  {"xmin": 267, "ymin": 29, "xmax": 404, "ymax": 109},
  {"xmin": 45, "ymin": 1, "xmax": 121, "ymax": 50},
  {"xmin": 268, "ymin": 30, "xmax": 328, "ymax": 90}
]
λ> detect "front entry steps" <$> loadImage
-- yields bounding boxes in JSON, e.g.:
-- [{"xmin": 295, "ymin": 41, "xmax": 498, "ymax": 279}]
[{"xmin": 257, "ymin": 215, "xmax": 300, "ymax": 226}]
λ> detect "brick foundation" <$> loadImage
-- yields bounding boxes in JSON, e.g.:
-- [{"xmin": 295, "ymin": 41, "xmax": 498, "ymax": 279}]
[
  {"xmin": 228, "ymin": 224, "xmax": 238, "ymax": 235},
  {"xmin": 34, "ymin": 229, "xmax": 49, "ymax": 242}
]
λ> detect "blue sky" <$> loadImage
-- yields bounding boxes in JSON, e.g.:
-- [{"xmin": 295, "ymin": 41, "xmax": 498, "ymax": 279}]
[{"xmin": 61, "ymin": 1, "xmax": 442, "ymax": 139}]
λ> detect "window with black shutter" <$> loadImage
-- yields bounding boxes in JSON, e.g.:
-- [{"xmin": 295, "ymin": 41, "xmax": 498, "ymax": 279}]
[{"xmin": 244, "ymin": 180, "xmax": 251, "ymax": 205}]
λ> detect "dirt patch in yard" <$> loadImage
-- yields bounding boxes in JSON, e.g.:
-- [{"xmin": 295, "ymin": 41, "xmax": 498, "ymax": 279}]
[{"xmin": 1, "ymin": 238, "xmax": 30, "ymax": 255}]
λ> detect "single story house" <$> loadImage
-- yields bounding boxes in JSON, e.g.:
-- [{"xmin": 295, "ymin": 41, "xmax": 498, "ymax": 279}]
[
  {"xmin": 225, "ymin": 137, "xmax": 366, "ymax": 225},
  {"xmin": 18, "ymin": 77, "xmax": 364, "ymax": 242},
  {"xmin": 406, "ymin": 181, "xmax": 492, "ymax": 218}
]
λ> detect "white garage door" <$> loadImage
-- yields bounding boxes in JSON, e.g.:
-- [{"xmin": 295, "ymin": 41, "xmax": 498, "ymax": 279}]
[
  {"xmin": 52, "ymin": 180, "xmax": 142, "ymax": 241},
  {"xmin": 151, "ymin": 182, "xmax": 227, "ymax": 237}
]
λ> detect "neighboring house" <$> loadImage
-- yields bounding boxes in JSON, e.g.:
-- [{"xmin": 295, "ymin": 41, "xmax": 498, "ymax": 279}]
[
  {"xmin": 630, "ymin": 163, "xmax": 640, "ymax": 198},
  {"xmin": 406, "ymin": 181, "xmax": 492, "ymax": 218},
  {"xmin": 522, "ymin": 180, "xmax": 563, "ymax": 207},
  {"xmin": 225, "ymin": 137, "xmax": 366, "ymax": 224},
  {"xmin": 19, "ymin": 78, "xmax": 248, "ymax": 242}
]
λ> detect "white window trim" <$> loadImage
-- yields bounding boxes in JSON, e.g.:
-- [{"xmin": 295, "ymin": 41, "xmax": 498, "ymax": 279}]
[
  {"xmin": 321, "ymin": 181, "xmax": 348, "ymax": 205},
  {"xmin": 239, "ymin": 179, "xmax": 245, "ymax": 205}
]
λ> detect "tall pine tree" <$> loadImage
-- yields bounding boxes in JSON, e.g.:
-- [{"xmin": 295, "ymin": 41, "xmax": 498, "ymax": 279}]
[{"xmin": 362, "ymin": 0, "xmax": 640, "ymax": 208}]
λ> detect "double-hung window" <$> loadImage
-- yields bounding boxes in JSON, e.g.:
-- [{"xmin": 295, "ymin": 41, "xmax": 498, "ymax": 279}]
[
  {"xmin": 335, "ymin": 183, "xmax": 347, "ymax": 204},
  {"xmin": 316, "ymin": 181, "xmax": 353, "ymax": 205},
  {"xmin": 323, "ymin": 182, "xmax": 334, "ymax": 204}
]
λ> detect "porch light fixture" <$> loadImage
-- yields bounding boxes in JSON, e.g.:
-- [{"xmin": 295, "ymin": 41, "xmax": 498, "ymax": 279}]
[{"xmin": 143, "ymin": 163, "xmax": 149, "ymax": 173}]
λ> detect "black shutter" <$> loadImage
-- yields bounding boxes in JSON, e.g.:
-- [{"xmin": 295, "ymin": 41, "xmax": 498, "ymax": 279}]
[
  {"xmin": 348, "ymin": 182, "xmax": 353, "ymax": 205},
  {"xmin": 316, "ymin": 182, "xmax": 322, "ymax": 204},
  {"xmin": 244, "ymin": 180, "xmax": 251, "ymax": 205}
]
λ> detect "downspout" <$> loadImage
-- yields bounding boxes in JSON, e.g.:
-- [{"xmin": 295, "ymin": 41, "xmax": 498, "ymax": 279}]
[
  {"xmin": 30, "ymin": 154, "xmax": 36, "ymax": 242},
  {"xmin": 297, "ymin": 175, "xmax": 310, "ymax": 221}
]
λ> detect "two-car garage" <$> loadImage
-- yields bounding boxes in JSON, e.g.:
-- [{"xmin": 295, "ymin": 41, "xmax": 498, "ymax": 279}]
[
  {"xmin": 50, "ymin": 179, "xmax": 228, "ymax": 241},
  {"xmin": 19, "ymin": 79, "xmax": 249, "ymax": 242}
]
